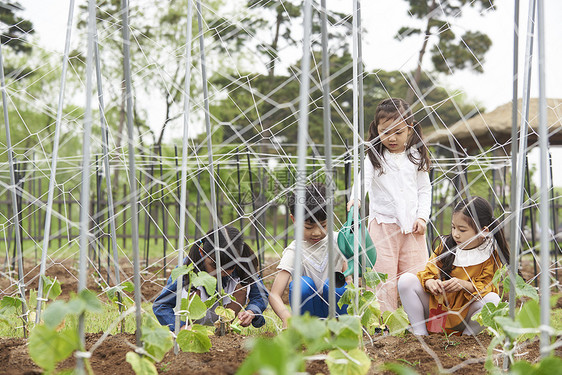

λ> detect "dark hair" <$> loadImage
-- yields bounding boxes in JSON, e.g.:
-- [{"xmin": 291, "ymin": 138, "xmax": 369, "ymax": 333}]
[
  {"xmin": 366, "ymin": 98, "xmax": 430, "ymax": 175},
  {"xmin": 436, "ymin": 196, "xmax": 510, "ymax": 280},
  {"xmin": 183, "ymin": 226, "xmax": 258, "ymax": 288},
  {"xmin": 287, "ymin": 182, "xmax": 327, "ymax": 223}
]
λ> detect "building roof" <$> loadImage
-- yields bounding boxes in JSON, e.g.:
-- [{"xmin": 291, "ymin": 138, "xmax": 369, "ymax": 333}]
[{"xmin": 425, "ymin": 98, "xmax": 562, "ymax": 154}]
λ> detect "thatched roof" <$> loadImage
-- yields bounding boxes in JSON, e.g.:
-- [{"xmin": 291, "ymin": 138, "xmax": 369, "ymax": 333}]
[{"xmin": 425, "ymin": 98, "xmax": 562, "ymax": 154}]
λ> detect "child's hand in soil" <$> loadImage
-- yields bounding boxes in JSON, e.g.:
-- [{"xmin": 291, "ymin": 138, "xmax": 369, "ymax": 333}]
[{"xmin": 237, "ymin": 309, "xmax": 255, "ymax": 327}]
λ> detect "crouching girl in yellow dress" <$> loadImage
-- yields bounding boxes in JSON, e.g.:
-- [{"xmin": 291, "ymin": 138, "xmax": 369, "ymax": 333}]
[{"xmin": 398, "ymin": 196, "xmax": 510, "ymax": 335}]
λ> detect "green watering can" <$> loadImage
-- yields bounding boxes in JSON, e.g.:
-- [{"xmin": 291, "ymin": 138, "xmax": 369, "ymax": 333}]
[{"xmin": 335, "ymin": 207, "xmax": 377, "ymax": 288}]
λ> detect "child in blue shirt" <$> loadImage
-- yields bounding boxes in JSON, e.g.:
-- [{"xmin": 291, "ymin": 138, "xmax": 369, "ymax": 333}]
[{"xmin": 153, "ymin": 226, "xmax": 268, "ymax": 330}]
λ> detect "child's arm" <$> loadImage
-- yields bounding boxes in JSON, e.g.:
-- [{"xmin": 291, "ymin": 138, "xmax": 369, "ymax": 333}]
[
  {"xmin": 153, "ymin": 278, "xmax": 185, "ymax": 331},
  {"xmin": 414, "ymin": 169, "xmax": 432, "ymax": 234},
  {"xmin": 269, "ymin": 270, "xmax": 292, "ymax": 328},
  {"xmin": 238, "ymin": 278, "xmax": 269, "ymax": 327},
  {"xmin": 226, "ymin": 284, "xmax": 247, "ymax": 317}
]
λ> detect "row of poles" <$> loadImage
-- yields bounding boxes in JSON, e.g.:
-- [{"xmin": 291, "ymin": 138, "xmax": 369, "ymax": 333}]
[{"xmin": 0, "ymin": 0, "xmax": 555, "ymax": 373}]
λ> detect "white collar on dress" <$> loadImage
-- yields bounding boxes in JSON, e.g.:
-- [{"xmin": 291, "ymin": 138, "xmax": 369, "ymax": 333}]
[{"xmin": 453, "ymin": 236, "xmax": 495, "ymax": 267}]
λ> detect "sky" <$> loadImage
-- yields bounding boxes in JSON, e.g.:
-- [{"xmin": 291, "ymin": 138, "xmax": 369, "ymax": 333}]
[{"xmin": 21, "ymin": 0, "xmax": 562, "ymax": 186}]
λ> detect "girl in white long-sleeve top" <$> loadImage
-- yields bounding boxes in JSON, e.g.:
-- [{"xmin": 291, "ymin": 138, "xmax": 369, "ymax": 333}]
[{"xmin": 348, "ymin": 97, "xmax": 431, "ymax": 312}]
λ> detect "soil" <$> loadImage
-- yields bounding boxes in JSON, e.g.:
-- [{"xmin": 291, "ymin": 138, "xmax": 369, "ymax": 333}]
[
  {"xmin": 1, "ymin": 330, "xmax": 559, "ymax": 375},
  {"xmin": 0, "ymin": 257, "xmax": 560, "ymax": 374}
]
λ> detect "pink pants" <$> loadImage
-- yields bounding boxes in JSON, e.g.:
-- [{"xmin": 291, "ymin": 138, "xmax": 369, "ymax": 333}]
[{"xmin": 369, "ymin": 220, "xmax": 428, "ymax": 312}]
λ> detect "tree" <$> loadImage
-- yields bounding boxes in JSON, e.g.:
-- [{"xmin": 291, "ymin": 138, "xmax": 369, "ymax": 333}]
[
  {"xmin": 396, "ymin": 0, "xmax": 494, "ymax": 103},
  {"xmin": 209, "ymin": 0, "xmax": 351, "ymax": 77},
  {"xmin": 210, "ymin": 50, "xmax": 479, "ymax": 148},
  {"xmin": 0, "ymin": 1, "xmax": 33, "ymax": 53}
]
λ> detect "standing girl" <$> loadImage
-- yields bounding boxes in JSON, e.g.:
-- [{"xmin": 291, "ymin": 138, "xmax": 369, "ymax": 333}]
[
  {"xmin": 398, "ymin": 196, "xmax": 509, "ymax": 335},
  {"xmin": 153, "ymin": 226, "xmax": 269, "ymax": 330},
  {"xmin": 348, "ymin": 97, "xmax": 431, "ymax": 312}
]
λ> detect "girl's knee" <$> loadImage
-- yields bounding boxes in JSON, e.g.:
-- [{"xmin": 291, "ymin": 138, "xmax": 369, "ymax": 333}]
[
  {"xmin": 483, "ymin": 292, "xmax": 500, "ymax": 305},
  {"xmin": 397, "ymin": 272, "xmax": 418, "ymax": 291}
]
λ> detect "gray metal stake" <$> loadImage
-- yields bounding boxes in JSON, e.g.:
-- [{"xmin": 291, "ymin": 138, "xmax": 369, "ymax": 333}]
[
  {"xmin": 195, "ymin": 0, "xmax": 224, "ymax": 335},
  {"xmin": 121, "ymin": 0, "xmax": 142, "ymax": 348},
  {"xmin": 36, "ymin": 0, "xmax": 76, "ymax": 324},
  {"xmin": 320, "ymin": 0, "xmax": 335, "ymax": 319},
  {"xmin": 0, "ymin": 30, "xmax": 28, "ymax": 338},
  {"xmin": 290, "ymin": 0, "xmax": 312, "ymax": 317}
]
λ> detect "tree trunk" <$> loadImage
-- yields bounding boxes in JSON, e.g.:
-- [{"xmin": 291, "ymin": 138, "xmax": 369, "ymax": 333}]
[
  {"xmin": 406, "ymin": 0, "xmax": 436, "ymax": 104},
  {"xmin": 268, "ymin": 7, "xmax": 283, "ymax": 77}
]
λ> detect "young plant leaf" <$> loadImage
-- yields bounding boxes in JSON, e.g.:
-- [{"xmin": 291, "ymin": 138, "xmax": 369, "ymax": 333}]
[
  {"xmin": 363, "ymin": 271, "xmax": 388, "ymax": 289},
  {"xmin": 191, "ymin": 271, "xmax": 216, "ymax": 296},
  {"xmin": 503, "ymin": 274, "xmax": 539, "ymax": 301},
  {"xmin": 326, "ymin": 348, "xmax": 371, "ymax": 375},
  {"xmin": 41, "ymin": 275, "xmax": 62, "ymax": 300},
  {"xmin": 176, "ymin": 327, "xmax": 212, "ymax": 353},
  {"xmin": 125, "ymin": 352, "xmax": 158, "ymax": 375},
  {"xmin": 237, "ymin": 336, "xmax": 304, "ymax": 375},
  {"xmin": 379, "ymin": 361, "xmax": 419, "ymax": 375},
  {"xmin": 383, "ymin": 307, "xmax": 409, "ymax": 336},
  {"xmin": 43, "ymin": 300, "xmax": 70, "ymax": 329},
  {"xmin": 141, "ymin": 317, "xmax": 173, "ymax": 362},
  {"xmin": 215, "ymin": 306, "xmax": 235, "ymax": 321},
  {"xmin": 29, "ymin": 326, "xmax": 80, "ymax": 372},
  {"xmin": 170, "ymin": 264, "xmax": 193, "ymax": 282},
  {"xmin": 510, "ymin": 356, "xmax": 562, "ymax": 375},
  {"xmin": 180, "ymin": 294, "xmax": 207, "ymax": 321}
]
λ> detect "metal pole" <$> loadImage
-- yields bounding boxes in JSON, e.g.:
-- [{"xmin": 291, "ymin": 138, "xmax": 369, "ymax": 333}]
[
  {"xmin": 76, "ymin": 0, "xmax": 95, "ymax": 372},
  {"xmin": 195, "ymin": 0, "xmax": 224, "ymax": 334},
  {"xmin": 174, "ymin": 0, "xmax": 193, "ymax": 351},
  {"xmin": 510, "ymin": 0, "xmax": 535, "ymax": 320},
  {"xmin": 290, "ymin": 0, "xmax": 312, "ymax": 317},
  {"xmin": 351, "ymin": 0, "xmax": 360, "ymax": 298},
  {"xmin": 536, "ymin": 0, "xmax": 551, "ymax": 358},
  {"xmin": 0, "ymin": 29, "xmax": 28, "ymax": 338},
  {"xmin": 121, "ymin": 0, "xmax": 142, "ymax": 347},
  {"xmin": 36, "ymin": 0, "xmax": 75, "ymax": 324},
  {"xmin": 320, "ymin": 0, "xmax": 335, "ymax": 318},
  {"xmin": 94, "ymin": 28, "xmax": 123, "ymax": 326},
  {"xmin": 357, "ymin": 0, "xmax": 367, "ymax": 283}
]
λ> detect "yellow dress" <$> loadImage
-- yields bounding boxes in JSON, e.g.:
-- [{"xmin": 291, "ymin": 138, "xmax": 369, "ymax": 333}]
[{"xmin": 417, "ymin": 240, "xmax": 503, "ymax": 334}]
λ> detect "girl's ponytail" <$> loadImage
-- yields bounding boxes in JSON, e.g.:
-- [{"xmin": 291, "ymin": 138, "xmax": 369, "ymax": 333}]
[{"xmin": 488, "ymin": 220, "xmax": 510, "ymax": 266}]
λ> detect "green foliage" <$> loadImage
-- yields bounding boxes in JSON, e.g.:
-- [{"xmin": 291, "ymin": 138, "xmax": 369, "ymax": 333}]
[
  {"xmin": 29, "ymin": 325, "xmax": 80, "ymax": 372},
  {"xmin": 126, "ymin": 352, "xmax": 159, "ymax": 375},
  {"xmin": 0, "ymin": 296, "xmax": 23, "ymax": 324},
  {"xmin": 191, "ymin": 271, "xmax": 217, "ymax": 296},
  {"xmin": 180, "ymin": 294, "xmax": 208, "ymax": 321},
  {"xmin": 326, "ymin": 349, "xmax": 371, "ymax": 375},
  {"xmin": 510, "ymin": 356, "xmax": 562, "ymax": 375},
  {"xmin": 236, "ymin": 336, "xmax": 305, "ymax": 375},
  {"xmin": 339, "ymin": 270, "xmax": 399, "ymax": 334},
  {"xmin": 41, "ymin": 275, "xmax": 62, "ymax": 301},
  {"xmin": 215, "ymin": 306, "xmax": 235, "ymax": 322},
  {"xmin": 170, "ymin": 264, "xmax": 194, "ymax": 282},
  {"xmin": 382, "ymin": 308, "xmax": 410, "ymax": 337},
  {"xmin": 502, "ymin": 274, "xmax": 539, "ymax": 301},
  {"xmin": 176, "ymin": 325, "xmax": 213, "ymax": 353},
  {"xmin": 141, "ymin": 317, "xmax": 173, "ymax": 362},
  {"xmin": 397, "ymin": 0, "xmax": 495, "ymax": 75},
  {"xmin": 238, "ymin": 313, "xmax": 370, "ymax": 374},
  {"xmin": 475, "ymin": 267, "xmax": 560, "ymax": 371},
  {"xmin": 379, "ymin": 362, "xmax": 420, "ymax": 375}
]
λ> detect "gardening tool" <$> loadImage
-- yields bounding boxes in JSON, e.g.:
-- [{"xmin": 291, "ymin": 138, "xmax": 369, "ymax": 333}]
[
  {"xmin": 427, "ymin": 294, "xmax": 448, "ymax": 333},
  {"xmin": 335, "ymin": 207, "xmax": 377, "ymax": 287}
]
